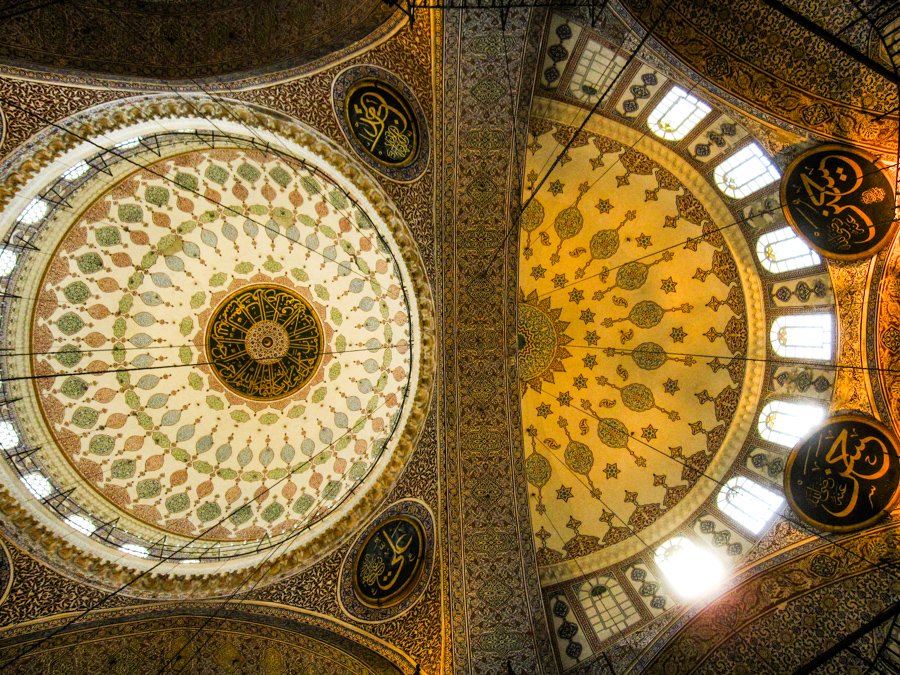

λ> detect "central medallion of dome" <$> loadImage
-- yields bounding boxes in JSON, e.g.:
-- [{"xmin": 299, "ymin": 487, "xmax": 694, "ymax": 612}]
[{"xmin": 206, "ymin": 285, "xmax": 323, "ymax": 399}]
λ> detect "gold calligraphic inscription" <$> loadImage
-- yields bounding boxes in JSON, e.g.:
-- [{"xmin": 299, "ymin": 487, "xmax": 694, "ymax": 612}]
[
  {"xmin": 345, "ymin": 80, "xmax": 418, "ymax": 167},
  {"xmin": 353, "ymin": 516, "xmax": 425, "ymax": 607},
  {"xmin": 785, "ymin": 415, "xmax": 900, "ymax": 532},
  {"xmin": 781, "ymin": 144, "xmax": 897, "ymax": 261},
  {"xmin": 205, "ymin": 285, "xmax": 323, "ymax": 401}
]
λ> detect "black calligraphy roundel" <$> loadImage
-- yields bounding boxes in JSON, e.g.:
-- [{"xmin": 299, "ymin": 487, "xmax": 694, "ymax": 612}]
[
  {"xmin": 353, "ymin": 516, "xmax": 425, "ymax": 607},
  {"xmin": 781, "ymin": 144, "xmax": 897, "ymax": 261},
  {"xmin": 205, "ymin": 284, "xmax": 323, "ymax": 401},
  {"xmin": 785, "ymin": 415, "xmax": 900, "ymax": 532},
  {"xmin": 345, "ymin": 79, "xmax": 419, "ymax": 168}
]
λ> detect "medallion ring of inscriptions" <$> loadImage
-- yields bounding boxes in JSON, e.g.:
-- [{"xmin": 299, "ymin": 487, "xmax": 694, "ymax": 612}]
[
  {"xmin": 781, "ymin": 144, "xmax": 898, "ymax": 261},
  {"xmin": 784, "ymin": 414, "xmax": 900, "ymax": 532},
  {"xmin": 205, "ymin": 284, "xmax": 324, "ymax": 401}
]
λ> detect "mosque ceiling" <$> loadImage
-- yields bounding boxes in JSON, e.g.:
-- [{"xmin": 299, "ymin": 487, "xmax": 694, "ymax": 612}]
[
  {"xmin": 0, "ymin": 0, "xmax": 399, "ymax": 86},
  {"xmin": 613, "ymin": 0, "xmax": 900, "ymax": 151},
  {"xmin": 0, "ymin": 4, "xmax": 897, "ymax": 675},
  {"xmin": 521, "ymin": 104, "xmax": 764, "ymax": 580}
]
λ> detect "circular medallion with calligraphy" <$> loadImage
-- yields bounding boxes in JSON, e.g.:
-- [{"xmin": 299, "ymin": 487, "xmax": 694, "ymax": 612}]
[
  {"xmin": 333, "ymin": 66, "xmax": 430, "ymax": 182},
  {"xmin": 206, "ymin": 285, "xmax": 323, "ymax": 400},
  {"xmin": 345, "ymin": 80, "xmax": 419, "ymax": 168},
  {"xmin": 353, "ymin": 516, "xmax": 425, "ymax": 607},
  {"xmin": 338, "ymin": 499, "xmax": 434, "ymax": 622},
  {"xmin": 784, "ymin": 415, "xmax": 900, "ymax": 532},
  {"xmin": 781, "ymin": 144, "xmax": 898, "ymax": 261}
]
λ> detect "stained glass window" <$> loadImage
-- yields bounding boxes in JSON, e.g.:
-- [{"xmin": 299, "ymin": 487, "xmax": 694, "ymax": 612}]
[
  {"xmin": 654, "ymin": 536, "xmax": 725, "ymax": 598},
  {"xmin": 717, "ymin": 476, "xmax": 784, "ymax": 533},
  {"xmin": 757, "ymin": 400, "xmax": 825, "ymax": 447},
  {"xmin": 714, "ymin": 143, "xmax": 780, "ymax": 199},
  {"xmin": 756, "ymin": 226, "xmax": 821, "ymax": 273},
  {"xmin": 647, "ymin": 86, "xmax": 712, "ymax": 141},
  {"xmin": 770, "ymin": 314, "xmax": 833, "ymax": 360}
]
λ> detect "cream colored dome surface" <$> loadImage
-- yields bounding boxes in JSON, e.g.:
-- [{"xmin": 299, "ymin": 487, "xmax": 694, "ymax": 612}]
[{"xmin": 0, "ymin": 115, "xmax": 432, "ymax": 577}]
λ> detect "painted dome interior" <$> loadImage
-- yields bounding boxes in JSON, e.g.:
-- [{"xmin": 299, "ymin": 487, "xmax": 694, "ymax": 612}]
[{"xmin": 0, "ymin": 125, "xmax": 424, "ymax": 568}]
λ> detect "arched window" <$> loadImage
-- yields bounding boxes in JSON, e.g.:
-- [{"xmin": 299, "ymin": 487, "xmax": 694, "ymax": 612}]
[
  {"xmin": 654, "ymin": 536, "xmax": 725, "ymax": 598},
  {"xmin": 62, "ymin": 161, "xmax": 90, "ymax": 181},
  {"xmin": 114, "ymin": 136, "xmax": 143, "ymax": 150},
  {"xmin": 714, "ymin": 143, "xmax": 780, "ymax": 199},
  {"xmin": 0, "ymin": 421, "xmax": 19, "ymax": 450},
  {"xmin": 757, "ymin": 400, "xmax": 825, "ymax": 447},
  {"xmin": 21, "ymin": 472, "xmax": 52, "ymax": 499},
  {"xmin": 0, "ymin": 250, "xmax": 18, "ymax": 277},
  {"xmin": 756, "ymin": 226, "xmax": 821, "ymax": 273},
  {"xmin": 770, "ymin": 314, "xmax": 832, "ymax": 360},
  {"xmin": 717, "ymin": 476, "xmax": 784, "ymax": 534},
  {"xmin": 17, "ymin": 198, "xmax": 47, "ymax": 225},
  {"xmin": 647, "ymin": 86, "xmax": 712, "ymax": 141},
  {"xmin": 65, "ymin": 514, "xmax": 96, "ymax": 536},
  {"xmin": 119, "ymin": 543, "xmax": 150, "ymax": 559}
]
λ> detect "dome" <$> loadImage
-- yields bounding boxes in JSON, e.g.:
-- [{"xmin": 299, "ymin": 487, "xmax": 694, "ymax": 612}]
[
  {"xmin": 0, "ymin": 100, "xmax": 434, "ymax": 593},
  {"xmin": 520, "ymin": 100, "xmax": 765, "ymax": 581},
  {"xmin": 0, "ymin": 0, "xmax": 400, "ymax": 86}
]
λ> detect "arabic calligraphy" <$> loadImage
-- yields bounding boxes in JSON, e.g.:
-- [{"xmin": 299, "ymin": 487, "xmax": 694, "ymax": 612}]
[
  {"xmin": 205, "ymin": 284, "xmax": 323, "ymax": 401},
  {"xmin": 346, "ymin": 80, "xmax": 418, "ymax": 167},
  {"xmin": 781, "ymin": 145, "xmax": 896, "ymax": 260},
  {"xmin": 784, "ymin": 415, "xmax": 900, "ymax": 532},
  {"xmin": 353, "ymin": 517, "xmax": 424, "ymax": 606}
]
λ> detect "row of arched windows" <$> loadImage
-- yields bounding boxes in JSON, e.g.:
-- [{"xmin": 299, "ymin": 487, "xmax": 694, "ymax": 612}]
[
  {"xmin": 646, "ymin": 86, "xmax": 781, "ymax": 199},
  {"xmin": 654, "ymin": 475, "xmax": 784, "ymax": 598},
  {"xmin": 645, "ymin": 89, "xmax": 830, "ymax": 600}
]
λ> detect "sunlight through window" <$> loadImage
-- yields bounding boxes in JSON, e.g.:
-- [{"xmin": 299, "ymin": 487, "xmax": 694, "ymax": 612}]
[
  {"xmin": 62, "ymin": 161, "xmax": 90, "ymax": 181},
  {"xmin": 654, "ymin": 536, "xmax": 725, "ymax": 598},
  {"xmin": 647, "ymin": 86, "xmax": 711, "ymax": 141},
  {"xmin": 717, "ymin": 476, "xmax": 784, "ymax": 534},
  {"xmin": 118, "ymin": 543, "xmax": 150, "ymax": 559},
  {"xmin": 0, "ymin": 250, "xmax": 18, "ymax": 277},
  {"xmin": 756, "ymin": 226, "xmax": 821, "ymax": 273},
  {"xmin": 758, "ymin": 400, "xmax": 825, "ymax": 447},
  {"xmin": 770, "ymin": 314, "xmax": 832, "ymax": 360},
  {"xmin": 0, "ymin": 421, "xmax": 19, "ymax": 450},
  {"xmin": 65, "ymin": 514, "xmax": 97, "ymax": 536},
  {"xmin": 714, "ymin": 143, "xmax": 780, "ymax": 198},
  {"xmin": 21, "ymin": 472, "xmax": 52, "ymax": 500},
  {"xmin": 17, "ymin": 198, "xmax": 48, "ymax": 225}
]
